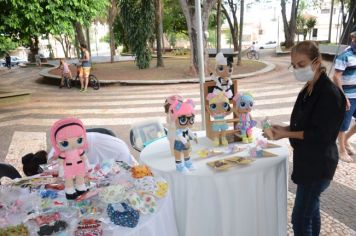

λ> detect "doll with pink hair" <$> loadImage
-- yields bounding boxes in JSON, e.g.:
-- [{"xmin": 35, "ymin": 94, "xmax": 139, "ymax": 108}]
[
  {"xmin": 168, "ymin": 99, "xmax": 197, "ymax": 173},
  {"xmin": 206, "ymin": 91, "xmax": 232, "ymax": 146},
  {"xmin": 50, "ymin": 117, "xmax": 90, "ymax": 200},
  {"xmin": 164, "ymin": 95, "xmax": 184, "ymax": 155}
]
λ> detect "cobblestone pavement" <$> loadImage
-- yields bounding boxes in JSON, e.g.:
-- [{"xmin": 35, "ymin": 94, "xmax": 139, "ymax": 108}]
[{"xmin": 0, "ymin": 53, "xmax": 355, "ymax": 235}]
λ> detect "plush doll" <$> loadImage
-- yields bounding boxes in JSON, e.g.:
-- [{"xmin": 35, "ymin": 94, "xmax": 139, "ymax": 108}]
[
  {"xmin": 168, "ymin": 99, "xmax": 197, "ymax": 173},
  {"xmin": 206, "ymin": 91, "xmax": 232, "ymax": 146},
  {"xmin": 164, "ymin": 95, "xmax": 184, "ymax": 155},
  {"xmin": 212, "ymin": 52, "xmax": 233, "ymax": 99},
  {"xmin": 233, "ymin": 92, "xmax": 257, "ymax": 143},
  {"xmin": 50, "ymin": 118, "xmax": 90, "ymax": 200}
]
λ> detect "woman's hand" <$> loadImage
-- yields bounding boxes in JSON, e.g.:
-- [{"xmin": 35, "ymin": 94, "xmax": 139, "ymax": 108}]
[
  {"xmin": 346, "ymin": 98, "xmax": 351, "ymax": 111},
  {"xmin": 270, "ymin": 125, "xmax": 289, "ymax": 140}
]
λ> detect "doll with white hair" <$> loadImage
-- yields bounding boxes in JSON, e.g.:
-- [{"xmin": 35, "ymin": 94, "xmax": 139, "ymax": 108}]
[{"xmin": 212, "ymin": 52, "xmax": 233, "ymax": 99}]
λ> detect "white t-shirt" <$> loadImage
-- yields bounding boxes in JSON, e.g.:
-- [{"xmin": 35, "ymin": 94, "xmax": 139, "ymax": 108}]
[{"xmin": 48, "ymin": 132, "xmax": 137, "ymax": 166}]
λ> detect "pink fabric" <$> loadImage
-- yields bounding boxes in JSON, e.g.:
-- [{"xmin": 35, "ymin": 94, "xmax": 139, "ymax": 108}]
[{"xmin": 61, "ymin": 149, "xmax": 86, "ymax": 178}]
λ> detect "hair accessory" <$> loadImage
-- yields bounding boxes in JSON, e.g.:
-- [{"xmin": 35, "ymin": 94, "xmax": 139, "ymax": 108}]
[
  {"xmin": 0, "ymin": 224, "xmax": 29, "ymax": 236},
  {"xmin": 35, "ymin": 212, "xmax": 61, "ymax": 226},
  {"xmin": 107, "ymin": 203, "xmax": 140, "ymax": 228},
  {"xmin": 175, "ymin": 101, "xmax": 182, "ymax": 111},
  {"xmin": 99, "ymin": 185, "xmax": 126, "ymax": 204},
  {"xmin": 37, "ymin": 220, "xmax": 68, "ymax": 236},
  {"xmin": 74, "ymin": 219, "xmax": 103, "ymax": 236},
  {"xmin": 40, "ymin": 189, "xmax": 58, "ymax": 199},
  {"xmin": 131, "ymin": 165, "xmax": 153, "ymax": 179}
]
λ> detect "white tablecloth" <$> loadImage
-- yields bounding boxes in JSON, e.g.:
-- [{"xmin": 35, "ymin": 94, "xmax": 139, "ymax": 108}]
[
  {"xmin": 106, "ymin": 191, "xmax": 179, "ymax": 236},
  {"xmin": 140, "ymin": 131, "xmax": 289, "ymax": 236}
]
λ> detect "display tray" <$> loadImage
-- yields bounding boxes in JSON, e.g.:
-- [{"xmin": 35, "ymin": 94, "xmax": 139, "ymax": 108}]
[{"xmin": 207, "ymin": 156, "xmax": 254, "ymax": 171}]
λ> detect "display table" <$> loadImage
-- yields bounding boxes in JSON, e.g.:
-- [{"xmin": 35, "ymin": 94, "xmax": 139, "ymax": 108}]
[
  {"xmin": 140, "ymin": 131, "xmax": 289, "ymax": 236},
  {"xmin": 0, "ymin": 165, "xmax": 179, "ymax": 236}
]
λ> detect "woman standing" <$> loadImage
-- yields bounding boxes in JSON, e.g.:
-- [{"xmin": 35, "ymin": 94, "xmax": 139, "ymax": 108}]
[{"xmin": 265, "ymin": 41, "xmax": 346, "ymax": 236}]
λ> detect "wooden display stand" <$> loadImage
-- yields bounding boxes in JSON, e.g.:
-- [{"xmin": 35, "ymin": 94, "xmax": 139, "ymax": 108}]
[{"xmin": 204, "ymin": 80, "xmax": 241, "ymax": 143}]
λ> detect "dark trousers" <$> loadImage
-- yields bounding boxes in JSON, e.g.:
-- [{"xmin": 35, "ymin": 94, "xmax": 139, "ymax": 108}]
[{"xmin": 292, "ymin": 179, "xmax": 331, "ymax": 236}]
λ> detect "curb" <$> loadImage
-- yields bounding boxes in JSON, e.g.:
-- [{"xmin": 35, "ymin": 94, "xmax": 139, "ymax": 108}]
[{"xmin": 39, "ymin": 60, "xmax": 275, "ymax": 85}]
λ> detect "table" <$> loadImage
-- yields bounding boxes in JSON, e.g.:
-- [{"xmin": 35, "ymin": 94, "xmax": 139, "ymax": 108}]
[
  {"xmin": 1, "ymin": 171, "xmax": 179, "ymax": 236},
  {"xmin": 140, "ymin": 131, "xmax": 289, "ymax": 236}
]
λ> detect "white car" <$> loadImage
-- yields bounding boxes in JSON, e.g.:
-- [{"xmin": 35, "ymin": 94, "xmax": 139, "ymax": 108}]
[
  {"xmin": 0, "ymin": 56, "xmax": 28, "ymax": 67},
  {"xmin": 259, "ymin": 41, "xmax": 277, "ymax": 49}
]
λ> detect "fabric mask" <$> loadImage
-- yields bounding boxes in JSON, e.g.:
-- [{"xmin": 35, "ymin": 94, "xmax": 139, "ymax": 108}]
[{"xmin": 293, "ymin": 65, "xmax": 315, "ymax": 82}]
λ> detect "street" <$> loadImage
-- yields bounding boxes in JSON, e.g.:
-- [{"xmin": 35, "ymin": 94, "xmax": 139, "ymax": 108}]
[{"xmin": 0, "ymin": 50, "xmax": 355, "ymax": 235}]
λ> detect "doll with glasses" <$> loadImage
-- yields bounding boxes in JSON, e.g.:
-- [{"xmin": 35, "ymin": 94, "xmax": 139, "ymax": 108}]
[
  {"xmin": 233, "ymin": 92, "xmax": 257, "ymax": 143},
  {"xmin": 168, "ymin": 99, "xmax": 197, "ymax": 173},
  {"xmin": 206, "ymin": 91, "xmax": 232, "ymax": 146},
  {"xmin": 212, "ymin": 52, "xmax": 233, "ymax": 100},
  {"xmin": 50, "ymin": 117, "xmax": 90, "ymax": 200}
]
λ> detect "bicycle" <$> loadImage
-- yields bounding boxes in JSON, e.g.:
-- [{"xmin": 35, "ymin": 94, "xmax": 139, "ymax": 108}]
[
  {"xmin": 62, "ymin": 75, "xmax": 72, "ymax": 89},
  {"xmin": 246, "ymin": 50, "xmax": 260, "ymax": 60},
  {"xmin": 74, "ymin": 63, "xmax": 100, "ymax": 90}
]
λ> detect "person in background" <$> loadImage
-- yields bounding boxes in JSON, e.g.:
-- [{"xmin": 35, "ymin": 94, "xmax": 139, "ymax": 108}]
[
  {"xmin": 333, "ymin": 25, "xmax": 356, "ymax": 163},
  {"xmin": 79, "ymin": 44, "xmax": 91, "ymax": 93},
  {"xmin": 57, "ymin": 58, "xmax": 72, "ymax": 88},
  {"xmin": 35, "ymin": 53, "xmax": 42, "ymax": 67},
  {"xmin": 264, "ymin": 41, "xmax": 346, "ymax": 236},
  {"xmin": 5, "ymin": 53, "xmax": 11, "ymax": 69}
]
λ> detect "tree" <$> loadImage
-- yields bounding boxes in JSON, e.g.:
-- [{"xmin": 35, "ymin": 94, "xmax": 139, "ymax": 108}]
[
  {"xmin": 281, "ymin": 0, "xmax": 300, "ymax": 48},
  {"xmin": 178, "ymin": 0, "xmax": 217, "ymax": 75},
  {"xmin": 306, "ymin": 17, "xmax": 317, "ymax": 40},
  {"xmin": 154, "ymin": 0, "xmax": 164, "ymax": 67},
  {"xmin": 0, "ymin": 36, "xmax": 18, "ymax": 57},
  {"xmin": 339, "ymin": 0, "xmax": 356, "ymax": 44},
  {"xmin": 221, "ymin": 0, "xmax": 239, "ymax": 51},
  {"xmin": 120, "ymin": 0, "xmax": 155, "ymax": 69},
  {"xmin": 0, "ymin": 0, "xmax": 108, "ymax": 61},
  {"xmin": 108, "ymin": 0, "xmax": 118, "ymax": 63},
  {"xmin": 238, "ymin": 0, "xmax": 244, "ymax": 65}
]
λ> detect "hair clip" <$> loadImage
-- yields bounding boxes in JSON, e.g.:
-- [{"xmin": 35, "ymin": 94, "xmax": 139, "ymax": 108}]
[
  {"xmin": 35, "ymin": 212, "xmax": 61, "ymax": 226},
  {"xmin": 40, "ymin": 189, "xmax": 58, "ymax": 199},
  {"xmin": 0, "ymin": 224, "xmax": 29, "ymax": 236},
  {"xmin": 175, "ymin": 101, "xmax": 182, "ymax": 110},
  {"xmin": 37, "ymin": 220, "xmax": 67, "ymax": 236},
  {"xmin": 107, "ymin": 203, "xmax": 140, "ymax": 228}
]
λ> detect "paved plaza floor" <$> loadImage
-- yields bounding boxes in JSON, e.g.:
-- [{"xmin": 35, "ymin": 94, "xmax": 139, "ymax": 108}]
[{"xmin": 0, "ymin": 52, "xmax": 355, "ymax": 235}]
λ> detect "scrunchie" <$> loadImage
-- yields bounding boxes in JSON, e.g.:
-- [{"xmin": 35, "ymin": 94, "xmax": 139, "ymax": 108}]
[{"xmin": 107, "ymin": 203, "xmax": 140, "ymax": 228}]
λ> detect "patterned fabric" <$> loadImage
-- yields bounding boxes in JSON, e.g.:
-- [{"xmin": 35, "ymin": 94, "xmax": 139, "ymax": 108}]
[
  {"xmin": 335, "ymin": 47, "xmax": 356, "ymax": 98},
  {"xmin": 99, "ymin": 185, "xmax": 126, "ymax": 204},
  {"xmin": 107, "ymin": 203, "xmax": 140, "ymax": 228}
]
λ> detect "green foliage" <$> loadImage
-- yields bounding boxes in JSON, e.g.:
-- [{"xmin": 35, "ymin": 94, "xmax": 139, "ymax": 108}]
[
  {"xmin": 113, "ymin": 15, "xmax": 130, "ymax": 53},
  {"xmin": 120, "ymin": 0, "xmax": 155, "ymax": 69},
  {"xmin": 0, "ymin": 36, "xmax": 18, "ymax": 57},
  {"xmin": 163, "ymin": 0, "xmax": 187, "ymax": 35}
]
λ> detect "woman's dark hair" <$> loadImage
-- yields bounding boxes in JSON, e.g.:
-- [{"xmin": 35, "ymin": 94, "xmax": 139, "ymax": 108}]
[
  {"xmin": 22, "ymin": 150, "xmax": 48, "ymax": 176},
  {"xmin": 80, "ymin": 44, "xmax": 87, "ymax": 49},
  {"xmin": 291, "ymin": 41, "xmax": 326, "ymax": 73}
]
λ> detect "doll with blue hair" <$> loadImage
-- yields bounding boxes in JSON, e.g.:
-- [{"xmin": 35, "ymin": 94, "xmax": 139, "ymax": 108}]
[
  {"xmin": 233, "ymin": 92, "xmax": 257, "ymax": 143},
  {"xmin": 168, "ymin": 98, "xmax": 198, "ymax": 173}
]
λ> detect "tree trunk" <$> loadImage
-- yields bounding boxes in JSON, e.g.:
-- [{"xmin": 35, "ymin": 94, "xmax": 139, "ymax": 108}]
[
  {"xmin": 160, "ymin": 1, "xmax": 165, "ymax": 54},
  {"xmin": 281, "ymin": 0, "xmax": 298, "ymax": 48},
  {"xmin": 222, "ymin": 5, "xmax": 238, "ymax": 51},
  {"xmin": 237, "ymin": 0, "xmax": 244, "ymax": 65},
  {"xmin": 108, "ymin": 0, "xmax": 118, "ymax": 63},
  {"xmin": 340, "ymin": 0, "xmax": 356, "ymax": 44},
  {"xmin": 86, "ymin": 27, "xmax": 91, "ymax": 56},
  {"xmin": 155, "ymin": 0, "xmax": 164, "ymax": 67},
  {"xmin": 217, "ymin": 0, "xmax": 222, "ymax": 53},
  {"xmin": 28, "ymin": 36, "xmax": 40, "ymax": 62},
  {"xmin": 74, "ymin": 22, "xmax": 87, "ymax": 46},
  {"xmin": 328, "ymin": 0, "xmax": 334, "ymax": 43},
  {"xmin": 178, "ymin": 0, "xmax": 216, "ymax": 76}
]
